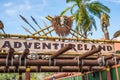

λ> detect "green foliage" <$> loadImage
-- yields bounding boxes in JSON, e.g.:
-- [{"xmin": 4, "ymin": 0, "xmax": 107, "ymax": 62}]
[
  {"xmin": 0, "ymin": 73, "xmax": 54, "ymax": 80},
  {"xmin": 0, "ymin": 73, "xmax": 19, "ymax": 80},
  {"xmin": 61, "ymin": 0, "xmax": 110, "ymax": 38}
]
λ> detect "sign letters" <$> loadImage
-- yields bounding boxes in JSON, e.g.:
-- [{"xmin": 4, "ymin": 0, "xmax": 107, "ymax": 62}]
[{"xmin": 0, "ymin": 38, "xmax": 114, "ymax": 54}]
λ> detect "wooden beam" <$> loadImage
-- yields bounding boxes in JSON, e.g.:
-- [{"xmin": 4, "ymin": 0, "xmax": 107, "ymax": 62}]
[
  {"xmin": 0, "ymin": 66, "xmax": 105, "ymax": 73},
  {"xmin": 0, "ymin": 59, "xmax": 116, "ymax": 66},
  {"xmin": 104, "ymin": 54, "xmax": 114, "ymax": 60},
  {"xmin": 79, "ymin": 46, "xmax": 101, "ymax": 60},
  {"xmin": 51, "ymin": 44, "xmax": 73, "ymax": 59}
]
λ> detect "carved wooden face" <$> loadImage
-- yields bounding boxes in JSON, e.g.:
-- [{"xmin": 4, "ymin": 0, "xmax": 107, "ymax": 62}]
[
  {"xmin": 52, "ymin": 16, "xmax": 73, "ymax": 37},
  {"xmin": 0, "ymin": 20, "xmax": 4, "ymax": 29}
]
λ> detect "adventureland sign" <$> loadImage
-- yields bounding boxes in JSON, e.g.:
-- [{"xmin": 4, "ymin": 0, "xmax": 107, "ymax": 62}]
[{"xmin": 0, "ymin": 38, "xmax": 114, "ymax": 54}]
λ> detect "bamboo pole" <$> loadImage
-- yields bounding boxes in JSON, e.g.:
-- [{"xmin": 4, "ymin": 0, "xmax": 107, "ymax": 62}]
[
  {"xmin": 70, "ymin": 31, "xmax": 78, "ymax": 38},
  {"xmin": 71, "ymin": 29, "xmax": 88, "ymax": 39},
  {"xmin": 41, "ymin": 29, "xmax": 54, "ymax": 36},
  {"xmin": 0, "ymin": 33, "xmax": 120, "ymax": 43},
  {"xmin": 32, "ymin": 26, "xmax": 52, "ymax": 35},
  {"xmin": 46, "ymin": 15, "xmax": 53, "ymax": 21},
  {"xmin": 42, "ymin": 19, "xmax": 52, "ymax": 36}
]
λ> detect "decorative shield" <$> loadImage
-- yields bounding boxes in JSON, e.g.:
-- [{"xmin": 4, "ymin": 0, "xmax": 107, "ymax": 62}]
[{"xmin": 52, "ymin": 16, "xmax": 73, "ymax": 37}]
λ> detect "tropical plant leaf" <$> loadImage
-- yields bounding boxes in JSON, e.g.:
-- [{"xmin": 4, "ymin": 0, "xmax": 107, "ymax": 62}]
[
  {"xmin": 60, "ymin": 7, "xmax": 71, "ymax": 16},
  {"xmin": 61, "ymin": 0, "xmax": 110, "ymax": 38},
  {"xmin": 90, "ymin": 16, "xmax": 97, "ymax": 31},
  {"xmin": 66, "ymin": 0, "xmax": 76, "ymax": 3},
  {"xmin": 92, "ymin": 1, "xmax": 110, "ymax": 13},
  {"xmin": 70, "ymin": 3, "xmax": 77, "ymax": 14}
]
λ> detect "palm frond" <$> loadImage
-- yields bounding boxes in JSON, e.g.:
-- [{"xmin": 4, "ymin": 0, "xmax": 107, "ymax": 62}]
[
  {"xmin": 87, "ymin": 1, "xmax": 110, "ymax": 18},
  {"xmin": 87, "ymin": 1, "xmax": 110, "ymax": 13},
  {"xmin": 70, "ymin": 3, "xmax": 77, "ymax": 14},
  {"xmin": 91, "ymin": 1, "xmax": 110, "ymax": 13},
  {"xmin": 87, "ymin": 5, "xmax": 101, "ymax": 18},
  {"xmin": 60, "ymin": 7, "xmax": 71, "ymax": 16},
  {"xmin": 61, "ymin": 0, "xmax": 110, "ymax": 38},
  {"xmin": 90, "ymin": 16, "xmax": 97, "ymax": 31},
  {"xmin": 66, "ymin": 0, "xmax": 76, "ymax": 3}
]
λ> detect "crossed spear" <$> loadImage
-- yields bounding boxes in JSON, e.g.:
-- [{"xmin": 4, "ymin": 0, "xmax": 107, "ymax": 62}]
[{"xmin": 20, "ymin": 15, "xmax": 52, "ymax": 36}]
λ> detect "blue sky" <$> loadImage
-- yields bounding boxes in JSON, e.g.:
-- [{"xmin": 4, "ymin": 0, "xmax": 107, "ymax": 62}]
[{"xmin": 0, "ymin": 0, "xmax": 120, "ymax": 39}]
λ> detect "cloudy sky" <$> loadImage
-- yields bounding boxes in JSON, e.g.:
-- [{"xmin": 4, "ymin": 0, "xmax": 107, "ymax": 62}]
[{"xmin": 0, "ymin": 0, "xmax": 120, "ymax": 39}]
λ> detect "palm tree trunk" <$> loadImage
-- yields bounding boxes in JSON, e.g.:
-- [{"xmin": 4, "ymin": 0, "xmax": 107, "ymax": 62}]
[
  {"xmin": 103, "ymin": 26, "xmax": 109, "ymax": 40},
  {"xmin": 105, "ymin": 30, "xmax": 110, "ymax": 40},
  {"xmin": 104, "ymin": 32, "xmax": 109, "ymax": 40}
]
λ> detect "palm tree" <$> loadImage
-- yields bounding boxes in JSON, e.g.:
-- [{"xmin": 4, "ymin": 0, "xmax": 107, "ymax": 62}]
[
  {"xmin": 100, "ymin": 13, "xmax": 110, "ymax": 40},
  {"xmin": 60, "ymin": 0, "xmax": 110, "ymax": 38}
]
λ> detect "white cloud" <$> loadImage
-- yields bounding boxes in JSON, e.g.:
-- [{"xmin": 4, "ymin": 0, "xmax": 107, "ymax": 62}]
[
  {"xmin": 4, "ymin": 2, "xmax": 13, "ymax": 7},
  {"xmin": 5, "ymin": 9, "xmax": 16, "ymax": 16},
  {"xmin": 19, "ymin": 0, "xmax": 31, "ymax": 11},
  {"xmin": 31, "ymin": 0, "xmax": 47, "ymax": 11},
  {"xmin": 4, "ymin": 0, "xmax": 31, "ymax": 16},
  {"xmin": 4, "ymin": 0, "xmax": 48, "ymax": 16}
]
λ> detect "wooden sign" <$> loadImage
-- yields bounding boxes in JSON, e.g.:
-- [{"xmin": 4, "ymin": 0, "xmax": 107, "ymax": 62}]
[{"xmin": 0, "ymin": 38, "xmax": 114, "ymax": 54}]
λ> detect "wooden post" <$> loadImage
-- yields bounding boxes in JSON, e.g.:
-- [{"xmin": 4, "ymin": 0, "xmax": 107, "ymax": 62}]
[
  {"xmin": 115, "ymin": 67, "xmax": 119, "ymax": 80},
  {"xmin": 99, "ymin": 71, "xmax": 102, "ymax": 80},
  {"xmin": 106, "ymin": 67, "xmax": 111, "ymax": 80},
  {"xmin": 26, "ymin": 66, "xmax": 30, "ymax": 80},
  {"xmin": 19, "ymin": 72, "xmax": 22, "ymax": 80},
  {"xmin": 82, "ymin": 73, "xmax": 85, "ymax": 80},
  {"xmin": 86, "ymin": 72, "xmax": 89, "ymax": 80}
]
